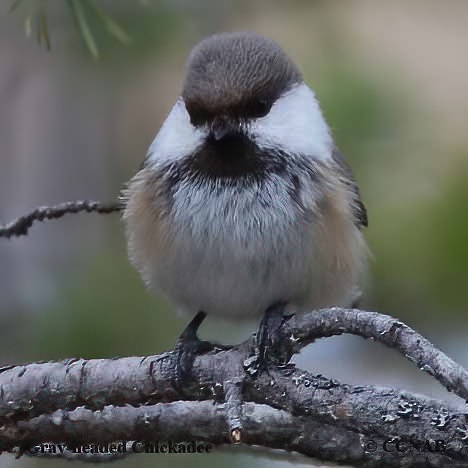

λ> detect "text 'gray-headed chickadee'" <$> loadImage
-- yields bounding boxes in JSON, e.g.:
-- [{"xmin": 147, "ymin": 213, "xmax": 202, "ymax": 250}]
[{"xmin": 122, "ymin": 32, "xmax": 369, "ymax": 374}]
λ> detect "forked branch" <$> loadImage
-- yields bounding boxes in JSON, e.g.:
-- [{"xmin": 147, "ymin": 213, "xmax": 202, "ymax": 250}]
[{"xmin": 0, "ymin": 307, "xmax": 467, "ymax": 467}]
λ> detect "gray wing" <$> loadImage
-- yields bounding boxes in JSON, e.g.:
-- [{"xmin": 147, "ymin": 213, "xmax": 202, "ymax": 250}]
[{"xmin": 331, "ymin": 147, "xmax": 368, "ymax": 229}]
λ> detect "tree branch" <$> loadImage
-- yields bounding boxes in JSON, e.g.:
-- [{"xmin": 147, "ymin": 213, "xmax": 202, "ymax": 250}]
[
  {"xmin": 5, "ymin": 401, "xmax": 465, "ymax": 466},
  {"xmin": 282, "ymin": 308, "xmax": 468, "ymax": 400},
  {"xmin": 0, "ymin": 200, "xmax": 121, "ymax": 239},
  {"xmin": 1, "ymin": 308, "xmax": 468, "ymax": 466}
]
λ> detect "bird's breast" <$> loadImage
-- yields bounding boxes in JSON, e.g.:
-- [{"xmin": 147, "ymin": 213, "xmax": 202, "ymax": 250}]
[
  {"xmin": 157, "ymin": 176, "xmax": 314, "ymax": 318},
  {"xmin": 124, "ymin": 164, "xmax": 367, "ymax": 319}
]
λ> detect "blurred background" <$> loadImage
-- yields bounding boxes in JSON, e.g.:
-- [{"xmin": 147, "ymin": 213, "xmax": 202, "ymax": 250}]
[{"xmin": 0, "ymin": 0, "xmax": 467, "ymax": 467}]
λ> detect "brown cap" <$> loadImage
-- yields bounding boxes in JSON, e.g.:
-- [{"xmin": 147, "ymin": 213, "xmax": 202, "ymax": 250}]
[{"xmin": 182, "ymin": 32, "xmax": 302, "ymax": 125}]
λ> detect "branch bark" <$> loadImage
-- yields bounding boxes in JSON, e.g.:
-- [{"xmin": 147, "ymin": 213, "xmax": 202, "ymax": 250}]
[
  {"xmin": 0, "ymin": 200, "xmax": 121, "ymax": 238},
  {"xmin": 1, "ymin": 308, "xmax": 468, "ymax": 467}
]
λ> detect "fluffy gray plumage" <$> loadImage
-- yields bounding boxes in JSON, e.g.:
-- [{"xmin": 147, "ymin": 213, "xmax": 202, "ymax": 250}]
[{"xmin": 123, "ymin": 32, "xmax": 369, "ymax": 321}]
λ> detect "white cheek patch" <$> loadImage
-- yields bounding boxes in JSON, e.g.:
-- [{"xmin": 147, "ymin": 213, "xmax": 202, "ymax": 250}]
[
  {"xmin": 251, "ymin": 83, "xmax": 333, "ymax": 161},
  {"xmin": 146, "ymin": 99, "xmax": 205, "ymax": 166},
  {"xmin": 146, "ymin": 83, "xmax": 332, "ymax": 166}
]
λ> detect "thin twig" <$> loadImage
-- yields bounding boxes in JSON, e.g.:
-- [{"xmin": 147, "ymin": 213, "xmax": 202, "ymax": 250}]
[{"xmin": 0, "ymin": 200, "xmax": 122, "ymax": 239}]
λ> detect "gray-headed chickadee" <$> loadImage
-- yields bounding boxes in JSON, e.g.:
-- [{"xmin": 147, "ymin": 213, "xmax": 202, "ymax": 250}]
[{"xmin": 122, "ymin": 32, "xmax": 368, "ymax": 366}]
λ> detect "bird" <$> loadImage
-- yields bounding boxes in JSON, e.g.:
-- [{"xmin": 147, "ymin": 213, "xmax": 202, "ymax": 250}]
[{"xmin": 122, "ymin": 31, "xmax": 369, "ymax": 377}]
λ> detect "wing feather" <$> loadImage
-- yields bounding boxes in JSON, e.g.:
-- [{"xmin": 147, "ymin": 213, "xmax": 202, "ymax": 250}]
[{"xmin": 331, "ymin": 147, "xmax": 368, "ymax": 228}]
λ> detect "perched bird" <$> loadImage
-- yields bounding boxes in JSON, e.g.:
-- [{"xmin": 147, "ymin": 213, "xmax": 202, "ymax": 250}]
[{"xmin": 122, "ymin": 32, "xmax": 368, "ymax": 369}]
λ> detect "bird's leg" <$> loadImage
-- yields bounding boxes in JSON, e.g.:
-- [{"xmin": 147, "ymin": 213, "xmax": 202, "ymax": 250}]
[
  {"xmin": 173, "ymin": 312, "xmax": 243, "ymax": 441},
  {"xmin": 173, "ymin": 311, "xmax": 214, "ymax": 392},
  {"xmin": 350, "ymin": 290, "xmax": 363, "ymax": 309},
  {"xmin": 254, "ymin": 302, "xmax": 289, "ymax": 371}
]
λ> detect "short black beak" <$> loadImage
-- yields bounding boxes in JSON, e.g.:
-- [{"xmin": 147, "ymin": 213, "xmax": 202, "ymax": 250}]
[
  {"xmin": 210, "ymin": 117, "xmax": 240, "ymax": 141},
  {"xmin": 213, "ymin": 124, "xmax": 229, "ymax": 141}
]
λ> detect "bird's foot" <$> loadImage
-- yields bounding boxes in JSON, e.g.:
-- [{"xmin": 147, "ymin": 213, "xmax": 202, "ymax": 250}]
[
  {"xmin": 244, "ymin": 302, "xmax": 291, "ymax": 376},
  {"xmin": 172, "ymin": 312, "xmax": 242, "ymax": 442},
  {"xmin": 173, "ymin": 312, "xmax": 214, "ymax": 393}
]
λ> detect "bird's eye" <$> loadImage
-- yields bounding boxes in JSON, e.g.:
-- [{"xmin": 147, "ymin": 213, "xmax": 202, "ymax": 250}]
[
  {"xmin": 186, "ymin": 103, "xmax": 212, "ymax": 127},
  {"xmin": 248, "ymin": 100, "xmax": 270, "ymax": 119},
  {"xmin": 190, "ymin": 113, "xmax": 205, "ymax": 126},
  {"xmin": 189, "ymin": 111, "xmax": 213, "ymax": 127}
]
